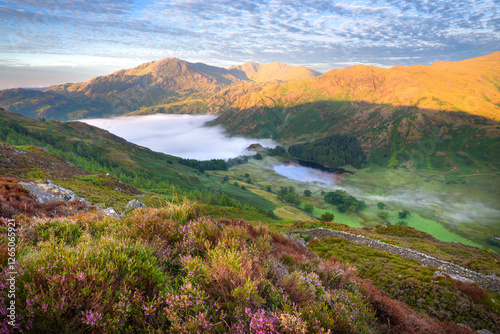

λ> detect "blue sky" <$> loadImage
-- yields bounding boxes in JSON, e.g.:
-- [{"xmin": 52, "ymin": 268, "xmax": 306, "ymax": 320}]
[{"xmin": 0, "ymin": 0, "xmax": 498, "ymax": 89}]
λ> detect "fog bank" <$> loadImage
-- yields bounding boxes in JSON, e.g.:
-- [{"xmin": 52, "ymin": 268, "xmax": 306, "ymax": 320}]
[{"xmin": 81, "ymin": 114, "xmax": 276, "ymax": 160}]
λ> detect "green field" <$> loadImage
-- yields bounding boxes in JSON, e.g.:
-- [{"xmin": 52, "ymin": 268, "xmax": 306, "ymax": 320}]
[{"xmin": 230, "ymin": 156, "xmax": 500, "ymax": 252}]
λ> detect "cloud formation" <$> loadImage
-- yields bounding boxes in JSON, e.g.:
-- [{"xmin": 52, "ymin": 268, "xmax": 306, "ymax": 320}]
[{"xmin": 0, "ymin": 0, "xmax": 498, "ymax": 87}]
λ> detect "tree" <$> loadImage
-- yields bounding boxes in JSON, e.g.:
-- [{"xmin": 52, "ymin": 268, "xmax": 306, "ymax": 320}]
[
  {"xmin": 223, "ymin": 175, "xmax": 230, "ymax": 182},
  {"xmin": 233, "ymin": 182, "xmax": 239, "ymax": 186},
  {"xmin": 303, "ymin": 204, "xmax": 314, "ymax": 214},
  {"xmin": 320, "ymin": 212, "xmax": 334, "ymax": 222},
  {"xmin": 266, "ymin": 209, "xmax": 278, "ymax": 219},
  {"xmin": 378, "ymin": 210, "xmax": 389, "ymax": 220},
  {"xmin": 377, "ymin": 202, "xmax": 385, "ymax": 210},
  {"xmin": 267, "ymin": 186, "xmax": 272, "ymax": 192},
  {"xmin": 337, "ymin": 204, "xmax": 347, "ymax": 213},
  {"xmin": 303, "ymin": 189, "xmax": 312, "ymax": 197},
  {"xmin": 254, "ymin": 153, "xmax": 263, "ymax": 160},
  {"xmin": 398, "ymin": 209, "xmax": 411, "ymax": 219}
]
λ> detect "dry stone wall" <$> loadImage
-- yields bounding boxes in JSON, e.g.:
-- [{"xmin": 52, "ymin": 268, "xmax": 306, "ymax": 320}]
[{"xmin": 284, "ymin": 228, "xmax": 500, "ymax": 293}]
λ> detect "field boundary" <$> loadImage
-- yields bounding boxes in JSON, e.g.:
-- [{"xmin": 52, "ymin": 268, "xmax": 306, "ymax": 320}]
[{"xmin": 285, "ymin": 228, "xmax": 500, "ymax": 292}]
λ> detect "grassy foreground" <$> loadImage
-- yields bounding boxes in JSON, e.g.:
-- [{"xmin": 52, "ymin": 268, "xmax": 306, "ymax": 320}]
[{"xmin": 0, "ymin": 203, "xmax": 477, "ymax": 333}]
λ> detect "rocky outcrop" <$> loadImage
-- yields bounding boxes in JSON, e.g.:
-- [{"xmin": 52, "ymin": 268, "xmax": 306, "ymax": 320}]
[
  {"xmin": 19, "ymin": 180, "xmax": 89, "ymax": 205},
  {"xmin": 284, "ymin": 228, "xmax": 500, "ymax": 293}
]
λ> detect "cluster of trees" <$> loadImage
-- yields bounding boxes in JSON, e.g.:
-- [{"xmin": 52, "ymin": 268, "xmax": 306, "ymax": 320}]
[
  {"xmin": 323, "ymin": 190, "xmax": 366, "ymax": 213},
  {"xmin": 376, "ymin": 204, "xmax": 412, "ymax": 225},
  {"xmin": 288, "ymin": 135, "xmax": 366, "ymax": 169},
  {"xmin": 277, "ymin": 186, "xmax": 301, "ymax": 206},
  {"xmin": 178, "ymin": 158, "xmax": 228, "ymax": 172},
  {"xmin": 268, "ymin": 145, "xmax": 287, "ymax": 157}
]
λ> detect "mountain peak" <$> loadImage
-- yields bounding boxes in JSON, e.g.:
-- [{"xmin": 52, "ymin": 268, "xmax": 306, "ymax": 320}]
[{"xmin": 228, "ymin": 61, "xmax": 321, "ymax": 83}]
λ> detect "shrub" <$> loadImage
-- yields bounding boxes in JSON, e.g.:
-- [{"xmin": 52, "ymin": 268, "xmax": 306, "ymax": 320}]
[
  {"xmin": 319, "ymin": 212, "xmax": 334, "ymax": 222},
  {"xmin": 303, "ymin": 204, "xmax": 314, "ymax": 214},
  {"xmin": 377, "ymin": 210, "xmax": 389, "ymax": 220}
]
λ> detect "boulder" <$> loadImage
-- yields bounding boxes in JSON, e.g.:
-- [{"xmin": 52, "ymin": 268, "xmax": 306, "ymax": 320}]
[
  {"xmin": 123, "ymin": 199, "xmax": 146, "ymax": 212},
  {"xmin": 101, "ymin": 207, "xmax": 120, "ymax": 219}
]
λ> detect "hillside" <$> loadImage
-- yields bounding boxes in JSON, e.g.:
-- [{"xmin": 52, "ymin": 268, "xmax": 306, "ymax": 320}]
[
  {"xmin": 1, "ymin": 144, "xmax": 499, "ymax": 333},
  {"xmin": 212, "ymin": 52, "xmax": 500, "ymax": 170},
  {"xmin": 221, "ymin": 52, "xmax": 500, "ymax": 121},
  {"xmin": 0, "ymin": 59, "xmax": 320, "ymax": 120},
  {"xmin": 0, "ymin": 109, "xmax": 283, "ymax": 218},
  {"xmin": 1, "ymin": 109, "xmax": 499, "ymax": 332}
]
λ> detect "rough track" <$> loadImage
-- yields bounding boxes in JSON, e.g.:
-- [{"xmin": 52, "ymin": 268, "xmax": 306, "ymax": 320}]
[{"xmin": 284, "ymin": 228, "xmax": 500, "ymax": 293}]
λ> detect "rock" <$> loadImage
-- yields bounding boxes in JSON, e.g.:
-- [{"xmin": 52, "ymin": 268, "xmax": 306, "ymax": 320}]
[
  {"xmin": 123, "ymin": 199, "xmax": 146, "ymax": 212},
  {"xmin": 477, "ymin": 330, "xmax": 493, "ymax": 334},
  {"xmin": 19, "ymin": 180, "xmax": 90, "ymax": 205},
  {"xmin": 246, "ymin": 143, "xmax": 264, "ymax": 151},
  {"xmin": 101, "ymin": 207, "xmax": 120, "ymax": 219}
]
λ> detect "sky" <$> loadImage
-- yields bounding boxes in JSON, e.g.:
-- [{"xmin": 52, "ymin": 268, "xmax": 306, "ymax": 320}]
[{"xmin": 0, "ymin": 0, "xmax": 498, "ymax": 89}]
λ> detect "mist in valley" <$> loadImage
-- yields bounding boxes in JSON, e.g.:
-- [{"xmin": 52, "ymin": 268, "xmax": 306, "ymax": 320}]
[
  {"xmin": 270, "ymin": 159, "xmax": 499, "ymax": 231},
  {"xmin": 81, "ymin": 114, "xmax": 276, "ymax": 160}
]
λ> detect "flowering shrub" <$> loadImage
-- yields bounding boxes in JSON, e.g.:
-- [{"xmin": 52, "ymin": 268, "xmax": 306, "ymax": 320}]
[{"xmin": 0, "ymin": 205, "xmax": 473, "ymax": 333}]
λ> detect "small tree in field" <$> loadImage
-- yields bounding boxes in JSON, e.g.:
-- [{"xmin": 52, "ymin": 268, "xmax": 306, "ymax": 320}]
[
  {"xmin": 303, "ymin": 189, "xmax": 312, "ymax": 197},
  {"xmin": 398, "ymin": 209, "xmax": 411, "ymax": 219},
  {"xmin": 320, "ymin": 212, "xmax": 334, "ymax": 222},
  {"xmin": 378, "ymin": 210, "xmax": 389, "ymax": 220},
  {"xmin": 303, "ymin": 203, "xmax": 314, "ymax": 214},
  {"xmin": 377, "ymin": 202, "xmax": 385, "ymax": 210}
]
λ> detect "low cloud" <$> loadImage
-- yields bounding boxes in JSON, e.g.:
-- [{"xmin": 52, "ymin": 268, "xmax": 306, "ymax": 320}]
[{"xmin": 81, "ymin": 114, "xmax": 276, "ymax": 160}]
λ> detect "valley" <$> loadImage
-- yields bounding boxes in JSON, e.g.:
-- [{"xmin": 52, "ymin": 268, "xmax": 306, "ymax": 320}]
[{"xmin": 0, "ymin": 52, "xmax": 499, "ymax": 333}]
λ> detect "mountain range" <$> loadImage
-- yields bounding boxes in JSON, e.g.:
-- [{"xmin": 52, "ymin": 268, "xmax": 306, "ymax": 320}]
[
  {"xmin": 1, "ymin": 53, "xmax": 500, "ymax": 333},
  {"xmin": 0, "ymin": 52, "xmax": 499, "ymax": 170},
  {"xmin": 0, "ymin": 59, "xmax": 320, "ymax": 120}
]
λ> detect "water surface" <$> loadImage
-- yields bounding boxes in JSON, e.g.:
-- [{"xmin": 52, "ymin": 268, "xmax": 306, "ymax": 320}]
[{"xmin": 273, "ymin": 162, "xmax": 343, "ymax": 184}]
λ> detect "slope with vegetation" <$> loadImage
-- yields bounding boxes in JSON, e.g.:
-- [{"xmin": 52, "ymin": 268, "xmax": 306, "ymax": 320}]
[
  {"xmin": 0, "ymin": 112, "xmax": 499, "ymax": 333},
  {"xmin": 0, "ymin": 202, "xmax": 486, "ymax": 333},
  {"xmin": 212, "ymin": 52, "xmax": 500, "ymax": 171},
  {"xmin": 0, "ymin": 59, "xmax": 320, "ymax": 120}
]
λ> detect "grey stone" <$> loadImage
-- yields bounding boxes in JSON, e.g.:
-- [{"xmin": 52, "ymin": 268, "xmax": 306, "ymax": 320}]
[
  {"xmin": 123, "ymin": 199, "xmax": 146, "ymax": 212},
  {"xmin": 101, "ymin": 207, "xmax": 120, "ymax": 219},
  {"xmin": 19, "ymin": 181, "xmax": 90, "ymax": 206}
]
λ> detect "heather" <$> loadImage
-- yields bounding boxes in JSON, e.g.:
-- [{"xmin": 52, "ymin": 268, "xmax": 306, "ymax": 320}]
[
  {"xmin": 1, "ymin": 203, "xmax": 384, "ymax": 333},
  {"xmin": 309, "ymin": 237, "xmax": 500, "ymax": 332}
]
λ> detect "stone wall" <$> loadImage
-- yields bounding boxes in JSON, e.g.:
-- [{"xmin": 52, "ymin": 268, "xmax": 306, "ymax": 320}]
[{"xmin": 284, "ymin": 228, "xmax": 500, "ymax": 293}]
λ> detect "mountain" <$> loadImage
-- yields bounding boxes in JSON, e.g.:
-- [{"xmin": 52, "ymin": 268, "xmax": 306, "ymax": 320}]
[
  {"xmin": 212, "ymin": 52, "xmax": 500, "ymax": 169},
  {"xmin": 0, "ymin": 58, "xmax": 321, "ymax": 120},
  {"xmin": 228, "ymin": 61, "xmax": 321, "ymax": 83}
]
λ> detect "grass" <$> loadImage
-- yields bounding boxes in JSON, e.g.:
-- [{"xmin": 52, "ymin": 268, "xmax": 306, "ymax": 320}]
[
  {"xmin": 230, "ymin": 156, "xmax": 498, "ymax": 252},
  {"xmin": 309, "ymin": 237, "xmax": 500, "ymax": 332}
]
